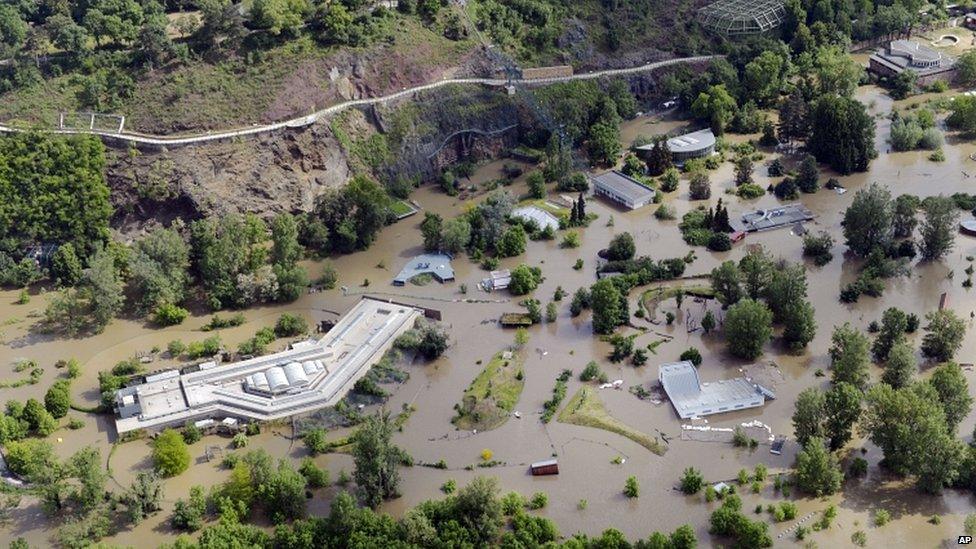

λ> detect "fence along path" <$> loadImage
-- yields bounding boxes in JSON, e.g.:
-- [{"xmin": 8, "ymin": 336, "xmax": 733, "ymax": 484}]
[{"xmin": 0, "ymin": 55, "xmax": 719, "ymax": 148}]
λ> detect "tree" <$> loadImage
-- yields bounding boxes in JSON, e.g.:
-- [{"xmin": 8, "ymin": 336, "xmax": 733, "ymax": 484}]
[
  {"xmin": 734, "ymin": 155, "xmax": 753, "ymax": 186},
  {"xmin": 0, "ymin": 5, "xmax": 27, "ymax": 55},
  {"xmin": 739, "ymin": 247, "xmax": 773, "ymax": 300},
  {"xmin": 452, "ymin": 476, "xmax": 503, "ymax": 545},
  {"xmin": 777, "ymin": 89, "xmax": 809, "ymax": 147},
  {"xmin": 587, "ymin": 122, "xmax": 621, "ymax": 167},
  {"xmin": 792, "ymin": 388, "xmax": 826, "ymax": 447},
  {"xmin": 958, "ymin": 50, "xmax": 976, "ymax": 87},
  {"xmin": 701, "ymin": 310, "xmax": 716, "ymax": 334},
  {"xmin": 303, "ymin": 428, "xmax": 328, "ymax": 456},
  {"xmin": 274, "ymin": 313, "xmax": 308, "ymax": 338},
  {"xmin": 22, "ymin": 398, "xmax": 56, "ymax": 436},
  {"xmin": 124, "ymin": 471, "xmax": 164, "ymax": 523},
  {"xmin": 893, "ymin": 194, "xmax": 920, "ymax": 238},
  {"xmin": 921, "ymin": 309, "xmax": 966, "ymax": 362},
  {"xmin": 829, "ymin": 323, "xmax": 871, "ymax": 390},
  {"xmin": 743, "ymin": 50, "xmax": 787, "ymax": 106},
  {"xmin": 606, "ymin": 232, "xmax": 636, "ymax": 261},
  {"xmin": 812, "ymin": 45, "xmax": 862, "ymax": 97},
  {"xmin": 796, "ymin": 154, "xmax": 819, "ymax": 193},
  {"xmin": 764, "ymin": 263, "xmax": 808, "ymax": 322},
  {"xmin": 259, "ymin": 460, "xmax": 307, "ymax": 523},
  {"xmin": 440, "ymin": 217, "xmax": 471, "ymax": 254},
  {"xmin": 794, "ymin": 437, "xmax": 843, "ymax": 496},
  {"xmin": 270, "ymin": 213, "xmax": 302, "ymax": 267},
  {"xmin": 68, "ymin": 446, "xmax": 107, "ymax": 513},
  {"xmin": 590, "ymin": 278, "xmax": 623, "ymax": 335},
  {"xmin": 508, "ymin": 264, "xmax": 541, "ymax": 296},
  {"xmin": 724, "ymin": 299, "xmax": 773, "ymax": 359},
  {"xmin": 352, "ymin": 412, "xmax": 401, "ymax": 508},
  {"xmin": 251, "ymin": 0, "xmax": 309, "ymax": 35},
  {"xmin": 543, "ymin": 134, "xmax": 571, "ymax": 183},
  {"xmin": 137, "ymin": 4, "xmax": 176, "ymax": 69},
  {"xmin": 420, "ymin": 212, "xmax": 443, "ymax": 252},
  {"xmin": 669, "ymin": 525, "xmax": 697, "ymax": 549},
  {"xmin": 919, "ymin": 195, "xmax": 959, "ymax": 260},
  {"xmin": 929, "ymin": 361, "xmax": 972, "ymax": 434},
  {"xmin": 44, "ymin": 380, "xmax": 71, "ymax": 419},
  {"xmin": 172, "ymin": 485, "xmax": 206, "ymax": 531},
  {"xmin": 496, "ymin": 224, "xmax": 527, "ymax": 257},
  {"xmin": 131, "ymin": 226, "xmax": 191, "ymax": 314},
  {"xmin": 526, "ymin": 171, "xmax": 545, "ymax": 199},
  {"xmin": 843, "ymin": 183, "xmax": 892, "ymax": 257},
  {"xmin": 624, "ymin": 475, "xmax": 640, "ymax": 498},
  {"xmin": 692, "ymin": 84, "xmax": 737, "ymax": 134},
  {"xmin": 83, "ymin": 0, "xmax": 145, "ymax": 45},
  {"xmin": 710, "ymin": 260, "xmax": 743, "ymax": 306},
  {"xmin": 948, "ymin": 95, "xmax": 976, "ymax": 135},
  {"xmin": 51, "ymin": 243, "xmax": 83, "ymax": 287},
  {"xmin": 824, "ymin": 382, "xmax": 861, "ymax": 450},
  {"xmin": 689, "ymin": 172, "xmax": 711, "ymax": 200},
  {"xmin": 882, "ymin": 340, "xmax": 916, "ymax": 389},
  {"xmin": 808, "ymin": 94, "xmax": 875, "ymax": 174},
  {"xmin": 872, "ymin": 307, "xmax": 908, "ymax": 361},
  {"xmin": 645, "ymin": 137, "xmax": 673, "ymax": 176},
  {"xmin": 680, "ymin": 467, "xmax": 704, "ymax": 494},
  {"xmin": 152, "ymin": 428, "xmax": 190, "ymax": 477}
]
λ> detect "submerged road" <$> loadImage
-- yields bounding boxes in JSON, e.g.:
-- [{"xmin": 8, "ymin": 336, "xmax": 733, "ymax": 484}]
[{"xmin": 0, "ymin": 55, "xmax": 719, "ymax": 148}]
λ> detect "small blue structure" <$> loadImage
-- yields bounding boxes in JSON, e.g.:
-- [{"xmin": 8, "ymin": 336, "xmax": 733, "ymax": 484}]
[{"xmin": 393, "ymin": 254, "xmax": 455, "ymax": 286}]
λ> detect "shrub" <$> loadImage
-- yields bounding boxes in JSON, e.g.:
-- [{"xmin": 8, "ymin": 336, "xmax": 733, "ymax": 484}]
[
  {"xmin": 167, "ymin": 340, "xmax": 187, "ymax": 358},
  {"xmin": 707, "ymin": 232, "xmax": 732, "ymax": 252},
  {"xmin": 736, "ymin": 183, "xmax": 765, "ymax": 199},
  {"xmin": 680, "ymin": 467, "xmax": 704, "ymax": 494},
  {"xmin": 303, "ymin": 428, "xmax": 329, "ymax": 456},
  {"xmin": 680, "ymin": 347, "xmax": 703, "ymax": 366},
  {"xmin": 874, "ymin": 509, "xmax": 891, "ymax": 526},
  {"xmin": 528, "ymin": 492, "xmax": 548, "ymax": 509},
  {"xmin": 624, "ymin": 476, "xmax": 640, "ymax": 498},
  {"xmin": 232, "ymin": 433, "xmax": 248, "ymax": 448},
  {"xmin": 440, "ymin": 479, "xmax": 456, "ymax": 494},
  {"xmin": 580, "ymin": 361, "xmax": 602, "ymax": 382},
  {"xmin": 153, "ymin": 429, "xmax": 190, "ymax": 477},
  {"xmin": 298, "ymin": 458, "xmax": 329, "ymax": 488},
  {"xmin": 561, "ymin": 231, "xmax": 581, "ymax": 248},
  {"xmin": 274, "ymin": 313, "xmax": 308, "ymax": 337},
  {"xmin": 182, "ymin": 423, "xmax": 202, "ymax": 445},
  {"xmin": 655, "ymin": 203, "xmax": 676, "ymax": 220},
  {"xmin": 153, "ymin": 303, "xmax": 189, "ymax": 326}
]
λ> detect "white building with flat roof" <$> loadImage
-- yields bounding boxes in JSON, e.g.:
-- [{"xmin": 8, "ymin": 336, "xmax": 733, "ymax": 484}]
[
  {"xmin": 113, "ymin": 298, "xmax": 425, "ymax": 434},
  {"xmin": 658, "ymin": 361, "xmax": 770, "ymax": 419},
  {"xmin": 590, "ymin": 170, "xmax": 655, "ymax": 209}
]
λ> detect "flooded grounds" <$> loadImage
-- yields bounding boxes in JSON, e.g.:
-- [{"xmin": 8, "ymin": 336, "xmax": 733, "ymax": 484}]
[{"xmin": 3, "ymin": 84, "xmax": 976, "ymax": 547}]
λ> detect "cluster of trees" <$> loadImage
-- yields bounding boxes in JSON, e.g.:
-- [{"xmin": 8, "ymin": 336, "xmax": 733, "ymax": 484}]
[
  {"xmin": 710, "ymin": 247, "xmax": 816, "ymax": 357},
  {"xmin": 889, "ymin": 109, "xmax": 942, "ymax": 152},
  {"xmin": 840, "ymin": 184, "xmax": 959, "ymax": 302},
  {"xmin": 678, "ymin": 201, "xmax": 733, "ymax": 251},
  {"xmin": 790, "ymin": 307, "xmax": 973, "ymax": 495}
]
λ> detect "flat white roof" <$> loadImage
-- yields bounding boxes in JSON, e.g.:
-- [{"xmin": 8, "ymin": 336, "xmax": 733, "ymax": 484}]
[
  {"xmin": 659, "ymin": 361, "xmax": 766, "ymax": 419},
  {"xmin": 114, "ymin": 298, "xmax": 424, "ymax": 433}
]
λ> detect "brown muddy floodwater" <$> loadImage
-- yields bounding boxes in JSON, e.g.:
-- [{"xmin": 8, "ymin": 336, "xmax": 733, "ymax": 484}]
[{"xmin": 4, "ymin": 89, "xmax": 976, "ymax": 547}]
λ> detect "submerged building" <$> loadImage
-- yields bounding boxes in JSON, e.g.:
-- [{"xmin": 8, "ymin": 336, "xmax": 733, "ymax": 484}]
[
  {"xmin": 392, "ymin": 253, "xmax": 455, "ymax": 286},
  {"xmin": 590, "ymin": 170, "xmax": 656, "ymax": 210},
  {"xmin": 869, "ymin": 40, "xmax": 957, "ymax": 86},
  {"xmin": 658, "ymin": 361, "xmax": 771, "ymax": 419},
  {"xmin": 114, "ymin": 298, "xmax": 426, "ymax": 434}
]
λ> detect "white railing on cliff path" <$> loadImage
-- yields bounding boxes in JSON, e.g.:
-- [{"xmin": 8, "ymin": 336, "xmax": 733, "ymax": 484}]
[{"xmin": 0, "ymin": 55, "xmax": 720, "ymax": 148}]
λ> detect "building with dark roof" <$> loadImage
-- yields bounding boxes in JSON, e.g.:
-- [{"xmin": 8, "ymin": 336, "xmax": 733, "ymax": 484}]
[
  {"xmin": 697, "ymin": 0, "xmax": 786, "ymax": 35},
  {"xmin": 590, "ymin": 170, "xmax": 655, "ymax": 210},
  {"xmin": 730, "ymin": 204, "xmax": 815, "ymax": 233},
  {"xmin": 869, "ymin": 40, "xmax": 957, "ymax": 86}
]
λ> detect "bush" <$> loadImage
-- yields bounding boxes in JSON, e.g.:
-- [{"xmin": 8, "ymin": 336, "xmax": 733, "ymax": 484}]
[
  {"xmin": 680, "ymin": 347, "xmax": 703, "ymax": 366},
  {"xmin": 680, "ymin": 467, "xmax": 704, "ymax": 494},
  {"xmin": 736, "ymin": 183, "xmax": 765, "ymax": 199},
  {"xmin": 44, "ymin": 380, "xmax": 71, "ymax": 418},
  {"xmin": 561, "ymin": 231, "xmax": 581, "ymax": 248},
  {"xmin": 580, "ymin": 361, "xmax": 602, "ymax": 382},
  {"xmin": 655, "ymin": 203, "xmax": 676, "ymax": 220},
  {"xmin": 707, "ymin": 232, "xmax": 732, "ymax": 252},
  {"xmin": 528, "ymin": 492, "xmax": 548, "ymax": 509},
  {"xmin": 624, "ymin": 476, "xmax": 640, "ymax": 498},
  {"xmin": 299, "ymin": 458, "xmax": 330, "ymax": 488},
  {"xmin": 153, "ymin": 429, "xmax": 190, "ymax": 477},
  {"xmin": 167, "ymin": 340, "xmax": 187, "ymax": 357},
  {"xmin": 303, "ymin": 428, "xmax": 329, "ymax": 456},
  {"xmin": 274, "ymin": 313, "xmax": 308, "ymax": 337},
  {"xmin": 182, "ymin": 423, "xmax": 202, "ymax": 445},
  {"xmin": 153, "ymin": 304, "xmax": 189, "ymax": 326},
  {"xmin": 232, "ymin": 432, "xmax": 248, "ymax": 448},
  {"xmin": 802, "ymin": 231, "xmax": 834, "ymax": 266},
  {"xmin": 874, "ymin": 509, "xmax": 891, "ymax": 526}
]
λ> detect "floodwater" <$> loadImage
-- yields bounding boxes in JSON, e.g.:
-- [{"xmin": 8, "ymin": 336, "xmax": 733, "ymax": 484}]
[{"xmin": 4, "ymin": 87, "xmax": 976, "ymax": 547}]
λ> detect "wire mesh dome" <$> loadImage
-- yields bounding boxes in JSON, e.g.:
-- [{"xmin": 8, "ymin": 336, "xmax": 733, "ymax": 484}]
[{"xmin": 697, "ymin": 0, "xmax": 787, "ymax": 35}]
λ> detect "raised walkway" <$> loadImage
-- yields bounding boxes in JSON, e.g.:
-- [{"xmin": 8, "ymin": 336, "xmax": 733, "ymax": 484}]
[{"xmin": 0, "ymin": 55, "xmax": 719, "ymax": 148}]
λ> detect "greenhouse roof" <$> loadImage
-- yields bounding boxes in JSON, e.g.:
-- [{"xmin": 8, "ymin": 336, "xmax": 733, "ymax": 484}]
[{"xmin": 697, "ymin": 0, "xmax": 786, "ymax": 35}]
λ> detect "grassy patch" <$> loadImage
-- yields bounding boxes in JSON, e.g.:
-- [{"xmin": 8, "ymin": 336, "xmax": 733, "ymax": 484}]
[
  {"xmin": 639, "ymin": 284, "xmax": 714, "ymax": 319},
  {"xmin": 452, "ymin": 351, "xmax": 525, "ymax": 431},
  {"xmin": 558, "ymin": 387, "xmax": 666, "ymax": 455},
  {"xmin": 390, "ymin": 199, "xmax": 417, "ymax": 218},
  {"xmin": 410, "ymin": 273, "xmax": 434, "ymax": 286}
]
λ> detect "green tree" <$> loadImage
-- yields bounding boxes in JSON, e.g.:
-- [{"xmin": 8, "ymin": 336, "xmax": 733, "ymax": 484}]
[
  {"xmin": 710, "ymin": 260, "xmax": 743, "ymax": 306},
  {"xmin": 152, "ymin": 428, "xmax": 190, "ymax": 477},
  {"xmin": 796, "ymin": 154, "xmax": 819, "ymax": 193},
  {"xmin": 734, "ymin": 155, "xmax": 754, "ymax": 186},
  {"xmin": 893, "ymin": 194, "xmax": 920, "ymax": 238},
  {"xmin": 948, "ymin": 94, "xmax": 976, "ymax": 135},
  {"xmin": 808, "ymin": 94, "xmax": 875, "ymax": 174},
  {"xmin": 44, "ymin": 380, "xmax": 71, "ymax": 419},
  {"xmin": 739, "ymin": 246, "xmax": 774, "ymax": 299},
  {"xmin": 724, "ymin": 299, "xmax": 773, "ymax": 359},
  {"xmin": 22, "ymin": 398, "xmax": 56, "ymax": 436},
  {"xmin": 68, "ymin": 446, "xmax": 107, "ymax": 513},
  {"xmin": 250, "ymin": 0, "xmax": 310, "ymax": 35},
  {"xmin": 82, "ymin": 245, "xmax": 124, "ymax": 330},
  {"xmin": 794, "ymin": 437, "xmax": 843, "ymax": 496},
  {"xmin": 352, "ymin": 412, "xmax": 401, "ymax": 508},
  {"xmin": 0, "ymin": 5, "xmax": 27, "ymax": 54},
  {"xmin": 764, "ymin": 263, "xmax": 808, "ymax": 322},
  {"xmin": 872, "ymin": 307, "xmax": 908, "ymax": 362},
  {"xmin": 958, "ymin": 50, "xmax": 976, "ymax": 87},
  {"xmin": 606, "ymin": 232, "xmax": 636, "ymax": 261},
  {"xmin": 83, "ymin": 0, "xmax": 145, "ymax": 45},
  {"xmin": 624, "ymin": 475, "xmax": 640, "ymax": 498},
  {"xmin": 680, "ymin": 467, "xmax": 704, "ymax": 494},
  {"xmin": 259, "ymin": 460, "xmax": 307, "ymax": 523},
  {"xmin": 782, "ymin": 300, "xmax": 816, "ymax": 351},
  {"xmin": 420, "ymin": 212, "xmax": 443, "ymax": 252},
  {"xmin": 590, "ymin": 278, "xmax": 623, "ymax": 335},
  {"xmin": 843, "ymin": 183, "xmax": 892, "ymax": 256},
  {"xmin": 692, "ymin": 84, "xmax": 737, "ymax": 134},
  {"xmin": 496, "ymin": 224, "xmax": 527, "ymax": 257},
  {"xmin": 812, "ymin": 45, "xmax": 862, "ymax": 97},
  {"xmin": 689, "ymin": 172, "xmax": 711, "ymax": 200},
  {"xmin": 508, "ymin": 264, "xmax": 541, "ymax": 296},
  {"xmin": 171, "ymin": 485, "xmax": 206, "ymax": 531},
  {"xmin": 526, "ymin": 171, "xmax": 545, "ymax": 199},
  {"xmin": 587, "ymin": 122, "xmax": 621, "ymax": 166},
  {"xmin": 645, "ymin": 137, "xmax": 673, "ymax": 176},
  {"xmin": 792, "ymin": 387, "xmax": 826, "ymax": 447},
  {"xmin": 921, "ymin": 309, "xmax": 966, "ymax": 362},
  {"xmin": 440, "ymin": 217, "xmax": 471, "ymax": 254},
  {"xmin": 303, "ymin": 428, "xmax": 328, "ymax": 456},
  {"xmin": 929, "ymin": 361, "xmax": 972, "ymax": 434},
  {"xmin": 829, "ymin": 323, "xmax": 871, "ymax": 390},
  {"xmin": 123, "ymin": 471, "xmax": 164, "ymax": 523},
  {"xmin": 270, "ymin": 213, "xmax": 302, "ymax": 267},
  {"xmin": 50, "ymin": 243, "xmax": 83, "ymax": 287},
  {"xmin": 743, "ymin": 50, "xmax": 787, "ymax": 106},
  {"xmin": 824, "ymin": 382, "xmax": 861, "ymax": 450},
  {"xmin": 919, "ymin": 195, "xmax": 959, "ymax": 260},
  {"xmin": 452, "ymin": 476, "xmax": 503, "ymax": 545},
  {"xmin": 882, "ymin": 340, "xmax": 916, "ymax": 389},
  {"xmin": 130, "ymin": 226, "xmax": 191, "ymax": 314}
]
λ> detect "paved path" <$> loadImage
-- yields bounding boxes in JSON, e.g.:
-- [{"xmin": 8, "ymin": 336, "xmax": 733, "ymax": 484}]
[{"xmin": 0, "ymin": 55, "xmax": 719, "ymax": 147}]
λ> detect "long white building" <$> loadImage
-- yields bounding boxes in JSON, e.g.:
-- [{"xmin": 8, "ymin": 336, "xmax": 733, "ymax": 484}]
[{"xmin": 114, "ymin": 298, "xmax": 424, "ymax": 434}]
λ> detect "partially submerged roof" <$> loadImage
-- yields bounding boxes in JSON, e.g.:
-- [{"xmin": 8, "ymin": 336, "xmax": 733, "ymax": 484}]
[
  {"xmin": 511, "ymin": 206, "xmax": 560, "ymax": 232},
  {"xmin": 665, "ymin": 129, "xmax": 716, "ymax": 154},
  {"xmin": 732, "ymin": 204, "xmax": 815, "ymax": 233},
  {"xmin": 697, "ymin": 0, "xmax": 786, "ymax": 35},
  {"xmin": 590, "ymin": 171, "xmax": 655, "ymax": 204},
  {"xmin": 393, "ymin": 253, "xmax": 455, "ymax": 285},
  {"xmin": 658, "ymin": 361, "xmax": 767, "ymax": 419}
]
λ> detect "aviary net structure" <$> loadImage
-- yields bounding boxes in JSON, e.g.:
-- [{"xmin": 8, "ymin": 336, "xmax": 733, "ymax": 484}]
[{"xmin": 697, "ymin": 0, "xmax": 786, "ymax": 36}]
